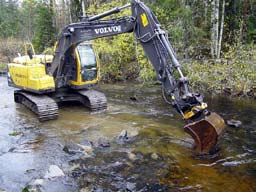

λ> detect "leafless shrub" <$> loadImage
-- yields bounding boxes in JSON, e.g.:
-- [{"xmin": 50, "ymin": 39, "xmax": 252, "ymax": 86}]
[{"xmin": 0, "ymin": 38, "xmax": 24, "ymax": 62}]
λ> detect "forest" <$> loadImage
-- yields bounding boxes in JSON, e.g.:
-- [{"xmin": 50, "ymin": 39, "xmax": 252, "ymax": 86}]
[{"xmin": 0, "ymin": 0, "xmax": 255, "ymax": 97}]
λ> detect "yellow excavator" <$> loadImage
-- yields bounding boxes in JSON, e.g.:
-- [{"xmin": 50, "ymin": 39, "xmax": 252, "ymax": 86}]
[{"xmin": 7, "ymin": 0, "xmax": 225, "ymax": 154}]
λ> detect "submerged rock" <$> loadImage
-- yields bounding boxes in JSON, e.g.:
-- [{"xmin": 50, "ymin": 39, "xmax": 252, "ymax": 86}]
[
  {"xmin": 129, "ymin": 96, "xmax": 137, "ymax": 101},
  {"xmin": 179, "ymin": 184, "xmax": 202, "ymax": 191},
  {"xmin": 79, "ymin": 187, "xmax": 92, "ymax": 192},
  {"xmin": 8, "ymin": 147, "xmax": 32, "ymax": 153},
  {"xmin": 70, "ymin": 148, "xmax": 174, "ymax": 191},
  {"xmin": 21, "ymin": 133, "xmax": 45, "ymax": 145},
  {"xmin": 63, "ymin": 143, "xmax": 85, "ymax": 155},
  {"xmin": 67, "ymin": 164, "xmax": 81, "ymax": 172},
  {"xmin": 63, "ymin": 145, "xmax": 75, "ymax": 154},
  {"xmin": 25, "ymin": 169, "xmax": 36, "ymax": 174},
  {"xmin": 119, "ymin": 130, "xmax": 128, "ymax": 138},
  {"xmin": 63, "ymin": 141, "xmax": 93, "ymax": 156},
  {"xmin": 127, "ymin": 152, "xmax": 137, "ymax": 161},
  {"xmin": 44, "ymin": 165, "xmax": 65, "ymax": 179},
  {"xmin": 22, "ymin": 185, "xmax": 41, "ymax": 192},
  {"xmin": 97, "ymin": 138, "xmax": 110, "ymax": 148},
  {"xmin": 116, "ymin": 130, "xmax": 137, "ymax": 144},
  {"xmin": 118, "ymin": 130, "xmax": 129, "ymax": 141},
  {"xmin": 91, "ymin": 186, "xmax": 105, "ymax": 192},
  {"xmin": 80, "ymin": 140, "xmax": 94, "ymax": 147},
  {"xmin": 77, "ymin": 144, "xmax": 94, "ymax": 154},
  {"xmin": 151, "ymin": 153, "xmax": 159, "ymax": 160},
  {"xmin": 126, "ymin": 182, "xmax": 136, "ymax": 191},
  {"xmin": 227, "ymin": 119, "xmax": 242, "ymax": 128},
  {"xmin": 33, "ymin": 179, "xmax": 44, "ymax": 186}
]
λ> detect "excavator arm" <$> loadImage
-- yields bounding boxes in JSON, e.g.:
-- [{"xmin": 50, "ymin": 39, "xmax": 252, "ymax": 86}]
[
  {"xmin": 48, "ymin": 0, "xmax": 225, "ymax": 153},
  {"xmin": 130, "ymin": 0, "xmax": 225, "ymax": 153}
]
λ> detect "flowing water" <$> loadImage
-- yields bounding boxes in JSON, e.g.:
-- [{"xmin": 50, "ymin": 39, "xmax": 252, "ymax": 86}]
[{"xmin": 0, "ymin": 75, "xmax": 255, "ymax": 192}]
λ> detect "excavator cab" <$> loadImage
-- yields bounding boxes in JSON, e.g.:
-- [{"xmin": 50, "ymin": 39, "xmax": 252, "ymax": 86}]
[{"xmin": 69, "ymin": 43, "xmax": 100, "ymax": 89}]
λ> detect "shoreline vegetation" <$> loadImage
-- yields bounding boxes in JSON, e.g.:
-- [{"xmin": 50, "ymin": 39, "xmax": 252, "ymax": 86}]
[
  {"xmin": 0, "ymin": 38, "xmax": 255, "ymax": 98},
  {"xmin": 184, "ymin": 59, "xmax": 256, "ymax": 98},
  {"xmin": 0, "ymin": 50, "xmax": 255, "ymax": 99},
  {"xmin": 0, "ymin": 63, "xmax": 7, "ymax": 74}
]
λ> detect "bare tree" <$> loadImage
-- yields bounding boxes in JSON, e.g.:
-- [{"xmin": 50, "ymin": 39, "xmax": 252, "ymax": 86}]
[
  {"xmin": 211, "ymin": 0, "xmax": 225, "ymax": 59},
  {"xmin": 217, "ymin": 0, "xmax": 225, "ymax": 58},
  {"xmin": 211, "ymin": 0, "xmax": 217, "ymax": 58}
]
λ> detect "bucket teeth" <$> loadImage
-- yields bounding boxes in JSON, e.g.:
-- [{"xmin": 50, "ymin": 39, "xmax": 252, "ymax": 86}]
[{"xmin": 184, "ymin": 112, "xmax": 225, "ymax": 154}]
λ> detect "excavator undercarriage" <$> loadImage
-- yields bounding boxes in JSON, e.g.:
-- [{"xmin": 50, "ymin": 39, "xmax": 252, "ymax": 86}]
[
  {"xmin": 14, "ymin": 91, "xmax": 59, "ymax": 121},
  {"xmin": 14, "ymin": 89, "xmax": 107, "ymax": 121}
]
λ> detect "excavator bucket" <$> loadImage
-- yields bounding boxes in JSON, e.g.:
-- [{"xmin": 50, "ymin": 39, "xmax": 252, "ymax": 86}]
[{"xmin": 184, "ymin": 112, "xmax": 225, "ymax": 154}]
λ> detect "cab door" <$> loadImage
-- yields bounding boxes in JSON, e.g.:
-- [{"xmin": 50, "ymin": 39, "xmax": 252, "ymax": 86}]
[{"xmin": 70, "ymin": 43, "xmax": 100, "ymax": 88}]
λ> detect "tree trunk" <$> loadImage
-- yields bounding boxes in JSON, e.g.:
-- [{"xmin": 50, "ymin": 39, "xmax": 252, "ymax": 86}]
[
  {"xmin": 211, "ymin": 0, "xmax": 216, "ymax": 58},
  {"xmin": 50, "ymin": 0, "xmax": 56, "ymax": 28},
  {"xmin": 81, "ymin": 0, "xmax": 86, "ymax": 17},
  {"xmin": 204, "ymin": 0, "xmax": 208, "ymax": 25},
  {"xmin": 215, "ymin": 0, "xmax": 219, "ymax": 58},
  {"xmin": 211, "ymin": 0, "xmax": 225, "ymax": 59},
  {"xmin": 241, "ymin": 0, "xmax": 248, "ymax": 42},
  {"xmin": 66, "ymin": 0, "xmax": 72, "ymax": 23},
  {"xmin": 217, "ymin": 0, "xmax": 225, "ymax": 59}
]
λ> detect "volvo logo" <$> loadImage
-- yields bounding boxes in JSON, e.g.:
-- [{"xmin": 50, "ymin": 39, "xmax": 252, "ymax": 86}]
[{"xmin": 94, "ymin": 26, "xmax": 121, "ymax": 34}]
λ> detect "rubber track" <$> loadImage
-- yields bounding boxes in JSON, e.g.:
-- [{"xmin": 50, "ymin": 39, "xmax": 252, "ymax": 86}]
[
  {"xmin": 78, "ymin": 89, "xmax": 107, "ymax": 112},
  {"xmin": 14, "ymin": 91, "xmax": 59, "ymax": 121}
]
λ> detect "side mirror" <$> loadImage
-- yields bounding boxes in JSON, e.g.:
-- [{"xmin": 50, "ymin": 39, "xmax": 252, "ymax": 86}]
[
  {"xmin": 98, "ymin": 52, "xmax": 103, "ymax": 60},
  {"xmin": 27, "ymin": 49, "xmax": 33, "ymax": 60}
]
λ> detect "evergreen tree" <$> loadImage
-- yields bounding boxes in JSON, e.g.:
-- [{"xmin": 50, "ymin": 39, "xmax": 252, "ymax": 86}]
[
  {"xmin": 32, "ymin": 1, "xmax": 57, "ymax": 53},
  {"xmin": 20, "ymin": 0, "xmax": 37, "ymax": 41},
  {"xmin": 0, "ymin": 0, "xmax": 21, "ymax": 38}
]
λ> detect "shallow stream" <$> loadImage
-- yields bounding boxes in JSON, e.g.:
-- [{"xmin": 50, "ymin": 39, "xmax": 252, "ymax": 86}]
[{"xmin": 0, "ymin": 76, "xmax": 255, "ymax": 191}]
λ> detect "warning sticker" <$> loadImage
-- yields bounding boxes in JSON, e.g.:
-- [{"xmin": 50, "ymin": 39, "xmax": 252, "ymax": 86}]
[{"xmin": 140, "ymin": 13, "xmax": 149, "ymax": 27}]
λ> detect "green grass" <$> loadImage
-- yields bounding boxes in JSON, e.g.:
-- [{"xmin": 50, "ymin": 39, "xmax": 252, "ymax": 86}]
[
  {"xmin": 9, "ymin": 131, "xmax": 22, "ymax": 136},
  {"xmin": 0, "ymin": 63, "xmax": 6, "ymax": 71}
]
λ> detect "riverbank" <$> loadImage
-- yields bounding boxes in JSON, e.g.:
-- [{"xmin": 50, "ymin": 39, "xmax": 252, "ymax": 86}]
[
  {"xmin": 0, "ymin": 53, "xmax": 255, "ymax": 99},
  {"xmin": 183, "ymin": 59, "xmax": 256, "ymax": 98},
  {"xmin": 0, "ymin": 63, "xmax": 6, "ymax": 75}
]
